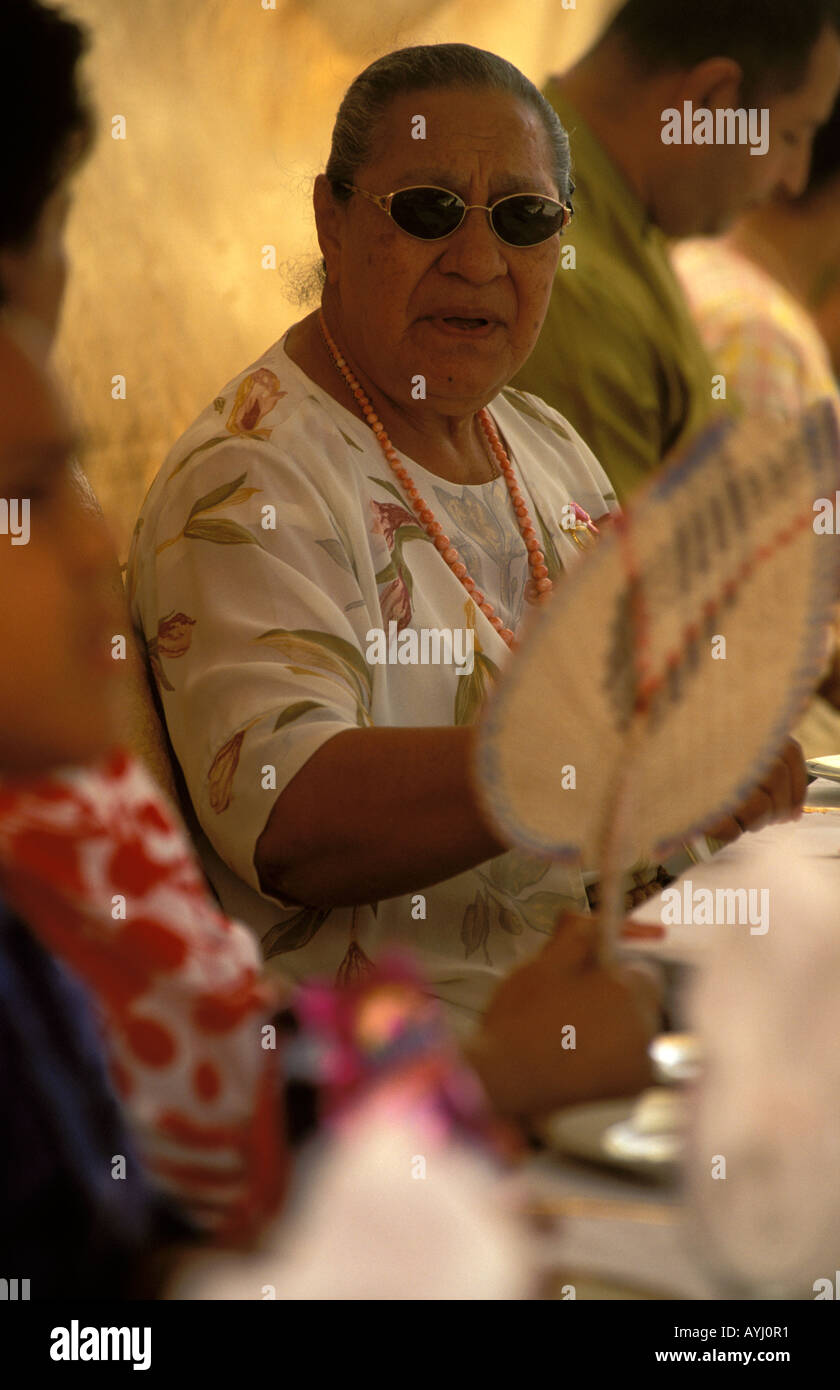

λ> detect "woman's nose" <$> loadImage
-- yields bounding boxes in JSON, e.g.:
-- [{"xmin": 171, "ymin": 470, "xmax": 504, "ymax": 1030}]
[{"xmin": 436, "ymin": 206, "xmax": 509, "ymax": 282}]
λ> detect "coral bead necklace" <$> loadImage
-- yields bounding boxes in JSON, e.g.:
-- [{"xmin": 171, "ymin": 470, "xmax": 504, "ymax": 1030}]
[{"xmin": 318, "ymin": 309, "xmax": 553, "ymax": 648}]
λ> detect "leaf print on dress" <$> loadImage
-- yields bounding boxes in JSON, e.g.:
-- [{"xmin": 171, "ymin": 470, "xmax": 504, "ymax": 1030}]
[
  {"xmin": 368, "ymin": 475, "xmax": 409, "ymax": 506},
  {"xmin": 471, "ymin": 850, "xmax": 558, "ymax": 942},
  {"xmin": 146, "ymin": 611, "xmax": 196, "ymax": 692},
  {"xmin": 461, "ymin": 889, "xmax": 492, "ymax": 964},
  {"xmin": 166, "ymin": 434, "xmax": 271, "ymax": 485},
  {"xmin": 453, "ymin": 602, "xmax": 500, "ymax": 726},
  {"xmin": 502, "ymin": 388, "xmax": 571, "ymax": 443},
  {"xmin": 433, "ymin": 481, "xmax": 522, "ymax": 617},
  {"xmin": 156, "ymin": 473, "xmax": 263, "ymax": 553},
  {"xmin": 272, "ymin": 700, "xmax": 327, "ymax": 732},
  {"xmin": 487, "ymin": 850, "xmax": 551, "ymax": 898},
  {"xmin": 315, "ymin": 537, "xmax": 354, "ymax": 573},
  {"xmin": 315, "ymin": 509, "xmax": 360, "ymax": 584},
  {"xmin": 254, "ymin": 628, "xmax": 373, "ymax": 727},
  {"xmin": 513, "ymin": 890, "xmax": 576, "ymax": 936},
  {"xmin": 263, "ymin": 905, "xmax": 333, "ymax": 959},
  {"xmin": 307, "ymin": 398, "xmax": 365, "ymax": 453},
  {"xmin": 433, "ymin": 485, "xmax": 507, "ymax": 557},
  {"xmin": 207, "ymin": 716, "xmax": 263, "ymax": 813}
]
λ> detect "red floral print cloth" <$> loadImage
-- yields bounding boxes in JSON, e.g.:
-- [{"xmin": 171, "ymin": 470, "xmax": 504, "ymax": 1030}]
[{"xmin": 0, "ymin": 748, "xmax": 286, "ymax": 1242}]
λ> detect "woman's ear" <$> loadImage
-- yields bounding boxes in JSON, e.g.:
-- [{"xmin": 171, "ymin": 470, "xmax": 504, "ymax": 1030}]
[{"xmin": 313, "ymin": 174, "xmax": 343, "ymax": 286}]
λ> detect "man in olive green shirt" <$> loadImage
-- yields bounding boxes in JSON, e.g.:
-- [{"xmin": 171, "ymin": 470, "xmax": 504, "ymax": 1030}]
[{"xmin": 515, "ymin": 0, "xmax": 840, "ymax": 500}]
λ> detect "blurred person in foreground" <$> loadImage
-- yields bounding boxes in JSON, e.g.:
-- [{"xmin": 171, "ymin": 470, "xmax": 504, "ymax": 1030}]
[
  {"xmin": 0, "ymin": 0, "xmax": 178, "ymax": 798},
  {"xmin": 515, "ymin": 0, "xmax": 840, "ymax": 501}
]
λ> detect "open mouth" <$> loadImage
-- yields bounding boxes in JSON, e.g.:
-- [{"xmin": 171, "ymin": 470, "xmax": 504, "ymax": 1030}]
[{"xmin": 431, "ymin": 316, "xmax": 498, "ymax": 337}]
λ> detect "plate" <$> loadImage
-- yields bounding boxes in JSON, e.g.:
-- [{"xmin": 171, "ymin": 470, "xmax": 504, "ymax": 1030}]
[
  {"xmin": 540, "ymin": 1089, "xmax": 686, "ymax": 1181},
  {"xmin": 650, "ymin": 1032, "xmax": 702, "ymax": 1084},
  {"xmin": 806, "ymin": 755, "xmax": 840, "ymax": 783}
]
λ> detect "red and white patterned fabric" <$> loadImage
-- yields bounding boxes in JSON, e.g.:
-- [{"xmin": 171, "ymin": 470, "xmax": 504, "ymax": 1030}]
[{"xmin": 0, "ymin": 748, "xmax": 286, "ymax": 1242}]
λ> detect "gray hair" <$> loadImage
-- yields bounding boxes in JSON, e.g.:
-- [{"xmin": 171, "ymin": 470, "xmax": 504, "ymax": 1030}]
[{"xmin": 325, "ymin": 43, "xmax": 571, "ymax": 203}]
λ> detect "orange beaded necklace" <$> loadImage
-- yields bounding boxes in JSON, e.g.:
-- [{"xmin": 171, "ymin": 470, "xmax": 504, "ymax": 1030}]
[{"xmin": 318, "ymin": 310, "xmax": 553, "ymax": 648}]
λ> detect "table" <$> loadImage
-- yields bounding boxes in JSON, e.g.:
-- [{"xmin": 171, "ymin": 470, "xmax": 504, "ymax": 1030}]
[{"xmin": 532, "ymin": 777, "xmax": 840, "ymax": 1299}]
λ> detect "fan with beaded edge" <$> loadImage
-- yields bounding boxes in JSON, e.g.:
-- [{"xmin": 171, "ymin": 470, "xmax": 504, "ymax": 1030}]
[{"xmin": 474, "ymin": 401, "xmax": 840, "ymax": 949}]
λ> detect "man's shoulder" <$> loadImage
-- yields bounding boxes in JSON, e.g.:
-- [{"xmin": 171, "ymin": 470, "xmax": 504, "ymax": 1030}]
[{"xmin": 544, "ymin": 244, "xmax": 659, "ymax": 344}]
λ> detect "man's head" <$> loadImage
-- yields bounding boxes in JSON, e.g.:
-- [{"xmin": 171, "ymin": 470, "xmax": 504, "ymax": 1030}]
[
  {"xmin": 0, "ymin": 0, "xmax": 93, "ymax": 348},
  {"xmin": 576, "ymin": 0, "xmax": 840, "ymax": 235}
]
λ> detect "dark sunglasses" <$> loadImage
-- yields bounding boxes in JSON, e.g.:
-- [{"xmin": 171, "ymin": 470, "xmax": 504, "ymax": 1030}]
[{"xmin": 341, "ymin": 182, "xmax": 574, "ymax": 247}]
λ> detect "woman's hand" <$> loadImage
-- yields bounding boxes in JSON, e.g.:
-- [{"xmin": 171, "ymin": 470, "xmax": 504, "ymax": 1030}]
[
  {"xmin": 464, "ymin": 912, "xmax": 661, "ymax": 1122},
  {"xmin": 703, "ymin": 737, "xmax": 807, "ymax": 844}
]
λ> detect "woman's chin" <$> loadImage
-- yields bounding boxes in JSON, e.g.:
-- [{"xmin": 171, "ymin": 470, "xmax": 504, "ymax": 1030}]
[
  {"xmin": 0, "ymin": 735, "xmax": 114, "ymax": 777},
  {"xmin": 1, "ymin": 706, "xmax": 120, "ymax": 775},
  {"xmin": 417, "ymin": 368, "xmax": 507, "ymax": 413}
]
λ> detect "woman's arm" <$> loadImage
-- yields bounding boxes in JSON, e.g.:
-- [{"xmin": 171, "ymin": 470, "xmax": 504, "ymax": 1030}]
[
  {"xmin": 254, "ymin": 725, "xmax": 508, "ymax": 907},
  {"xmin": 255, "ymin": 726, "xmax": 809, "ymax": 908}
]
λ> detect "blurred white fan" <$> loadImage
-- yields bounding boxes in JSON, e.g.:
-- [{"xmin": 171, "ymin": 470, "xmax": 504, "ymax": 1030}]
[
  {"xmin": 167, "ymin": 1107, "xmax": 532, "ymax": 1300},
  {"xmin": 475, "ymin": 403, "xmax": 840, "ymax": 945}
]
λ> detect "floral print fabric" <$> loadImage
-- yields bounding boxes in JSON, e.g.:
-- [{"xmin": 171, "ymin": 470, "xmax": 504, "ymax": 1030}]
[
  {"xmin": 128, "ymin": 333, "xmax": 618, "ymax": 1028},
  {"xmin": 0, "ymin": 750, "xmax": 285, "ymax": 1240}
]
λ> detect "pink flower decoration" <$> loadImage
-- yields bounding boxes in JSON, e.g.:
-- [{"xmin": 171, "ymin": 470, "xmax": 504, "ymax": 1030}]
[
  {"xmin": 369, "ymin": 499, "xmax": 416, "ymax": 551},
  {"xmin": 207, "ymin": 730, "xmax": 245, "ymax": 813},
  {"xmin": 226, "ymin": 369, "xmax": 285, "ymax": 436},
  {"xmin": 156, "ymin": 611, "xmax": 196, "ymax": 659},
  {"xmin": 571, "ymin": 501, "xmax": 599, "ymax": 535}
]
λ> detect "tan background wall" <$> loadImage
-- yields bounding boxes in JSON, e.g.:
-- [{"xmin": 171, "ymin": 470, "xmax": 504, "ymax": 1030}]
[{"xmin": 54, "ymin": 0, "xmax": 617, "ymax": 556}]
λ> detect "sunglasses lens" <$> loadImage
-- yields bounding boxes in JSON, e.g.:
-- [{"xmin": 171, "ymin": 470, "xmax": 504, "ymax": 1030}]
[
  {"xmin": 389, "ymin": 188, "xmax": 465, "ymax": 239},
  {"xmin": 492, "ymin": 195, "xmax": 568, "ymax": 246}
]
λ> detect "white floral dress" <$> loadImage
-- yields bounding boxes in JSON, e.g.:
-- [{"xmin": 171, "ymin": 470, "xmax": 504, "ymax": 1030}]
[{"xmin": 128, "ymin": 333, "xmax": 618, "ymax": 1030}]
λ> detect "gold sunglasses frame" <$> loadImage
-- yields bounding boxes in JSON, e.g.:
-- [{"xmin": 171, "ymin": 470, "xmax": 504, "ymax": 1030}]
[{"xmin": 340, "ymin": 182, "xmax": 574, "ymax": 246}]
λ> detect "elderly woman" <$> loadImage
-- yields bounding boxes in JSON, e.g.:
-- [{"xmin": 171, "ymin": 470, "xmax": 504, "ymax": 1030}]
[{"xmin": 128, "ymin": 43, "xmax": 804, "ymax": 1031}]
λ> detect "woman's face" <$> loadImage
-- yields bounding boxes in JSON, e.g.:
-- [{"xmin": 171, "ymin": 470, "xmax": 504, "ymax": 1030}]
[
  {"xmin": 318, "ymin": 87, "xmax": 563, "ymax": 416},
  {"xmin": 0, "ymin": 335, "xmax": 121, "ymax": 775},
  {"xmin": 0, "ymin": 182, "xmax": 73, "ymax": 348}
]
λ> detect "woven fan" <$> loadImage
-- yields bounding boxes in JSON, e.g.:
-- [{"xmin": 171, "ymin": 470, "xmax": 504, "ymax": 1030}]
[{"xmin": 474, "ymin": 401, "xmax": 840, "ymax": 951}]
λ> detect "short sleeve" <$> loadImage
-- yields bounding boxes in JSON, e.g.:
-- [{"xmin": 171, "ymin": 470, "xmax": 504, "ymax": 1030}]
[{"xmin": 130, "ymin": 436, "xmax": 377, "ymax": 898}]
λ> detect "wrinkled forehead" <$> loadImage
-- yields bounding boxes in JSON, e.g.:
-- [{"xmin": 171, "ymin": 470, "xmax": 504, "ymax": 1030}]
[
  {"xmin": 361, "ymin": 86, "xmax": 559, "ymax": 195},
  {"xmin": 0, "ymin": 335, "xmax": 73, "ymax": 476}
]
